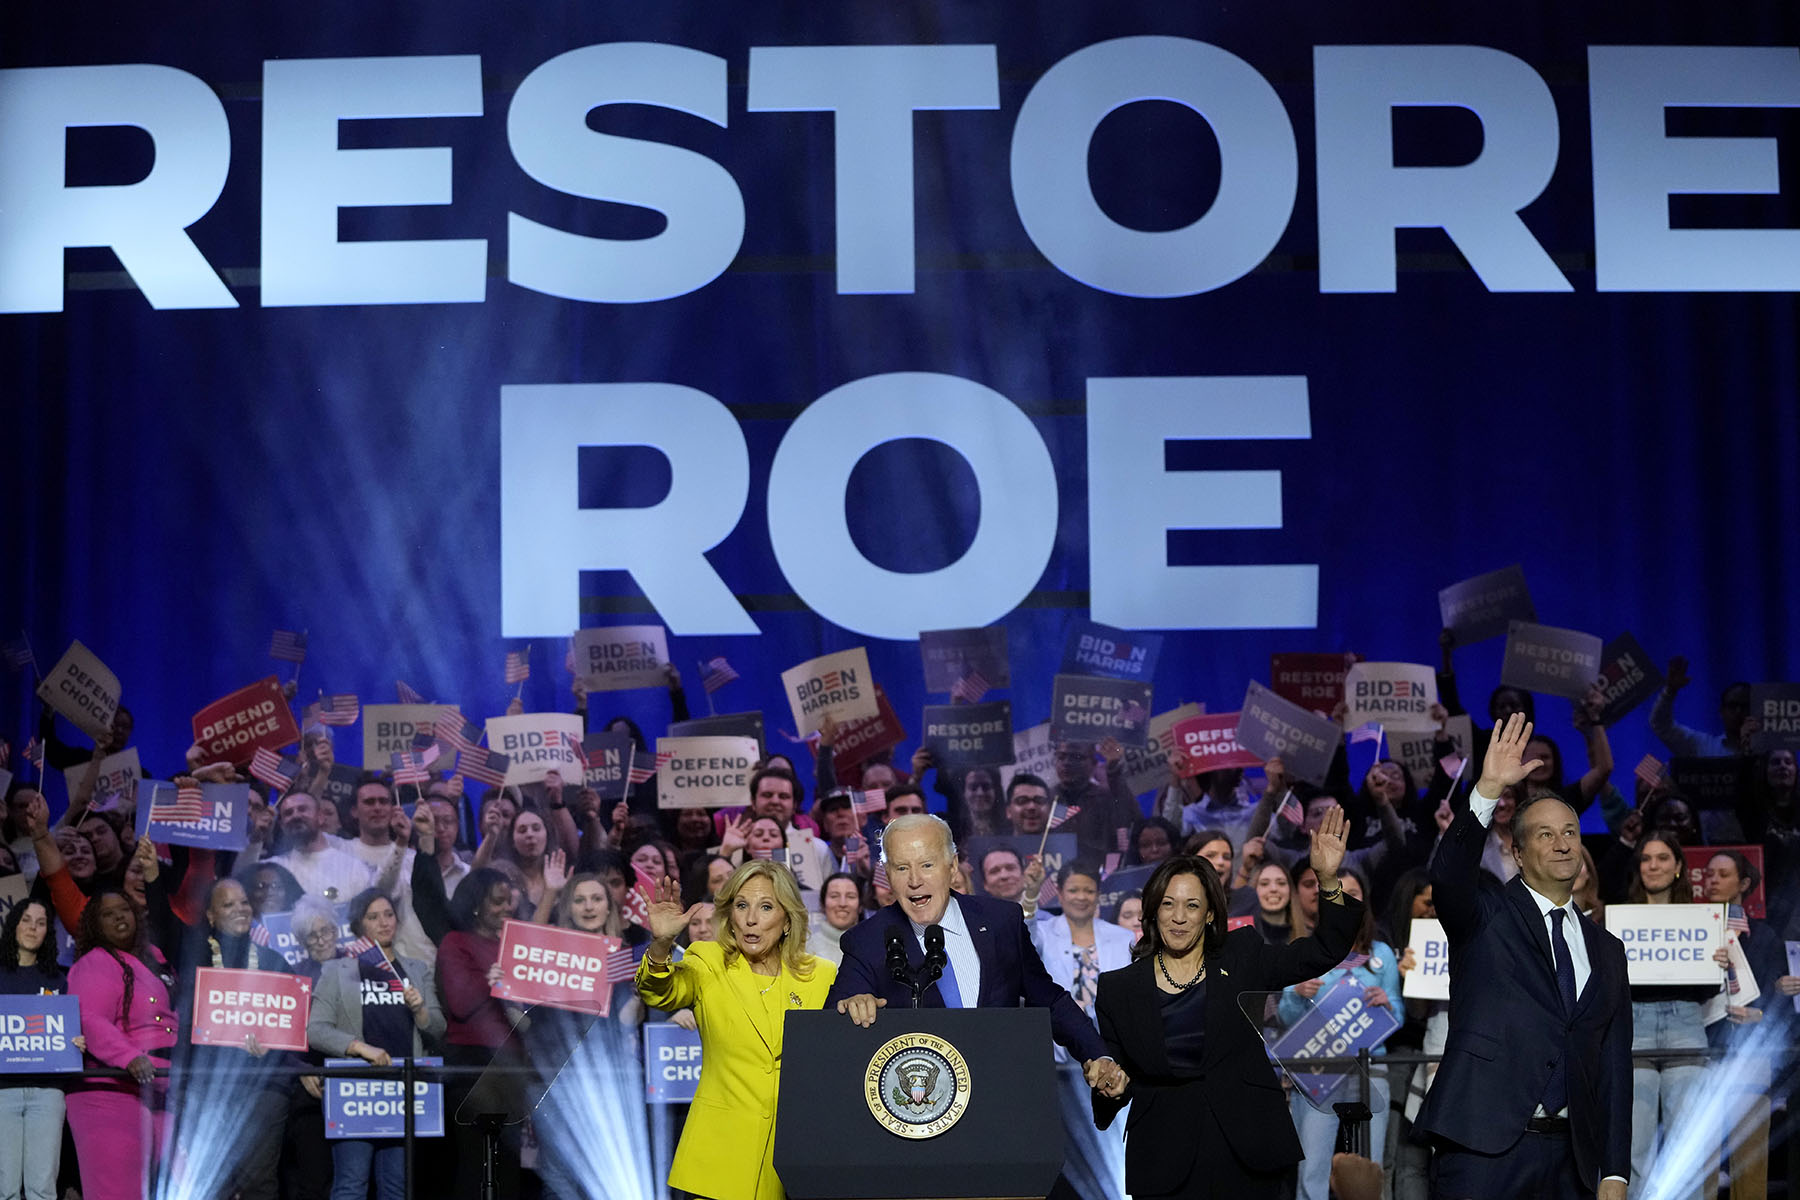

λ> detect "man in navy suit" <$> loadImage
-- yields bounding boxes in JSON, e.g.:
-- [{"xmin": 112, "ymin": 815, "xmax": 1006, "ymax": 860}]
[
  {"xmin": 1417, "ymin": 713, "xmax": 1631, "ymax": 1200},
  {"xmin": 827, "ymin": 813, "xmax": 1123, "ymax": 1095}
]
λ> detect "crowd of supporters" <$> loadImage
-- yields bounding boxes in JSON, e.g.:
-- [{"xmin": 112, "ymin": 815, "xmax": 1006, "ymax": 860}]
[{"xmin": 0, "ymin": 635, "xmax": 1794, "ymax": 1200}]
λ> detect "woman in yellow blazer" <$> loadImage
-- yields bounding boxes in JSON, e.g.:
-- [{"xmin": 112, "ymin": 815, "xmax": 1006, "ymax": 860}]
[{"xmin": 637, "ymin": 860, "xmax": 836, "ymax": 1200}]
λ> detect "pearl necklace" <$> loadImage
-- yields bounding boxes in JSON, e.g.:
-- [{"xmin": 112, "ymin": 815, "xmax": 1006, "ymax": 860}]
[{"xmin": 1157, "ymin": 951, "xmax": 1205, "ymax": 991}]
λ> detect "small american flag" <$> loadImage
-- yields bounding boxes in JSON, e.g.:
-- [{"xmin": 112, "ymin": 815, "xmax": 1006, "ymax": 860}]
[
  {"xmin": 1337, "ymin": 951, "xmax": 1372, "ymax": 971},
  {"xmin": 411, "ymin": 730, "xmax": 439, "ymax": 756},
  {"xmin": 315, "ymin": 694, "xmax": 359, "ymax": 727},
  {"xmin": 504, "ymin": 649, "xmax": 531, "ymax": 684},
  {"xmin": 1348, "ymin": 722, "xmax": 1383, "ymax": 745},
  {"xmin": 604, "ymin": 946, "xmax": 638, "ymax": 984},
  {"xmin": 250, "ymin": 924, "xmax": 270, "ymax": 948},
  {"xmin": 852, "ymin": 789, "xmax": 887, "ymax": 815},
  {"xmin": 949, "ymin": 666, "xmax": 989, "ymax": 704},
  {"xmin": 395, "ymin": 680, "xmax": 426, "ymax": 705},
  {"xmin": 1047, "ymin": 803, "xmax": 1081, "ymax": 831},
  {"xmin": 627, "ymin": 750, "xmax": 672, "ymax": 786},
  {"xmin": 456, "ymin": 747, "xmax": 510, "ymax": 788},
  {"xmin": 622, "ymin": 864, "xmax": 657, "ymax": 927},
  {"xmin": 1438, "ymin": 753, "xmax": 1466, "ymax": 781},
  {"xmin": 1, "ymin": 637, "xmax": 34, "ymax": 673},
  {"xmin": 390, "ymin": 752, "xmax": 430, "ymax": 787},
  {"xmin": 434, "ymin": 712, "xmax": 482, "ymax": 755},
  {"xmin": 1276, "ymin": 790, "xmax": 1304, "ymax": 827},
  {"xmin": 1726, "ymin": 904, "xmax": 1749, "ymax": 935},
  {"xmin": 269, "ymin": 629, "xmax": 308, "ymax": 663},
  {"xmin": 1036, "ymin": 874, "xmax": 1059, "ymax": 908},
  {"xmin": 249, "ymin": 747, "xmax": 299, "ymax": 793},
  {"xmin": 149, "ymin": 783, "xmax": 208, "ymax": 824},
  {"xmin": 700, "ymin": 657, "xmax": 740, "ymax": 694},
  {"xmin": 23, "ymin": 738, "xmax": 44, "ymax": 771},
  {"xmin": 1634, "ymin": 755, "xmax": 1666, "ymax": 791},
  {"xmin": 872, "ymin": 860, "xmax": 888, "ymax": 892},
  {"xmin": 1116, "ymin": 825, "xmax": 1130, "ymax": 853}
]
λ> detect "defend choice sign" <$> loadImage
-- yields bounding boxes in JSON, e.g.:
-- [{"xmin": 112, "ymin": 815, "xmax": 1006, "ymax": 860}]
[
  {"xmin": 655, "ymin": 736, "xmax": 759, "ymax": 809},
  {"xmin": 491, "ymin": 919, "xmax": 620, "ymax": 1016},
  {"xmin": 1438, "ymin": 565, "xmax": 1535, "ymax": 644},
  {"xmin": 1605, "ymin": 904, "xmax": 1726, "ymax": 986},
  {"xmin": 191, "ymin": 676, "xmax": 300, "ymax": 766},
  {"xmin": 36, "ymin": 640, "xmax": 120, "ymax": 741},
  {"xmin": 1235, "ymin": 682, "xmax": 1340, "ymax": 787},
  {"xmin": 0, "ymin": 995, "xmax": 82, "ymax": 1072},
  {"xmin": 829, "ymin": 684, "xmax": 907, "ymax": 783},
  {"xmin": 324, "ymin": 1057, "xmax": 445, "ymax": 1139},
  {"xmin": 1169, "ymin": 713, "xmax": 1263, "ymax": 776},
  {"xmin": 1499, "ymin": 622, "xmax": 1604, "ymax": 701},
  {"xmin": 1343, "ymin": 663, "xmax": 1439, "ymax": 733},
  {"xmin": 1001, "ymin": 722, "xmax": 1054, "ymax": 795},
  {"xmin": 190, "ymin": 967, "xmax": 311, "ymax": 1051},
  {"xmin": 921, "ymin": 701, "xmax": 1014, "ymax": 769},
  {"xmin": 645, "ymin": 1023, "xmax": 703, "ymax": 1103},
  {"xmin": 781, "ymin": 648, "xmax": 878, "ymax": 737},
  {"xmin": 1050, "ymin": 674, "xmax": 1153, "ymax": 747},
  {"xmin": 1402, "ymin": 918, "xmax": 1451, "ymax": 1001},
  {"xmin": 573, "ymin": 625, "xmax": 668, "ymax": 692},
  {"xmin": 485, "ymin": 712, "xmax": 586, "ymax": 786},
  {"xmin": 1268, "ymin": 976, "xmax": 1402, "ymax": 1104},
  {"xmin": 363, "ymin": 704, "xmax": 457, "ymax": 766}
]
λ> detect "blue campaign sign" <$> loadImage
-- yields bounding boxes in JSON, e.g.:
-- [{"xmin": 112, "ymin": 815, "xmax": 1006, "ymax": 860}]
[
  {"xmin": 643, "ymin": 1023, "xmax": 703, "ymax": 1104},
  {"xmin": 1060, "ymin": 621, "xmax": 1163, "ymax": 683},
  {"xmin": 1269, "ymin": 976, "xmax": 1402, "ymax": 1105},
  {"xmin": 134, "ymin": 780, "xmax": 250, "ymax": 851},
  {"xmin": 0, "ymin": 995, "xmax": 82, "ymax": 1073},
  {"xmin": 323, "ymin": 1058, "xmax": 445, "ymax": 1139},
  {"xmin": 256, "ymin": 904, "xmax": 355, "ymax": 969}
]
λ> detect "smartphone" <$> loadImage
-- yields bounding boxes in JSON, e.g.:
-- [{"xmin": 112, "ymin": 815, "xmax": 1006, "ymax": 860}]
[{"xmin": 844, "ymin": 834, "xmax": 862, "ymax": 853}]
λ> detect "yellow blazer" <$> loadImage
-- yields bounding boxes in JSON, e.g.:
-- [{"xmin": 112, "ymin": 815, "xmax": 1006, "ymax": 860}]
[{"xmin": 636, "ymin": 940, "xmax": 836, "ymax": 1200}]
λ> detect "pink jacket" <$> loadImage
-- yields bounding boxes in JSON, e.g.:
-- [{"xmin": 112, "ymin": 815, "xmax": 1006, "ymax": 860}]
[{"xmin": 68, "ymin": 947, "xmax": 177, "ymax": 1082}]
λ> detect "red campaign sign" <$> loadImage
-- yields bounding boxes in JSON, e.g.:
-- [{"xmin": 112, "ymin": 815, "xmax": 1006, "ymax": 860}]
[
  {"xmin": 1270, "ymin": 652, "xmax": 1363, "ymax": 715},
  {"xmin": 190, "ymin": 967, "xmax": 311, "ymax": 1052},
  {"xmin": 491, "ymin": 919, "xmax": 621, "ymax": 1016},
  {"xmin": 1227, "ymin": 915, "xmax": 1256, "ymax": 931},
  {"xmin": 832, "ymin": 684, "xmax": 908, "ymax": 786},
  {"xmin": 191, "ymin": 676, "xmax": 302, "ymax": 767},
  {"xmin": 1169, "ymin": 713, "xmax": 1264, "ymax": 777},
  {"xmin": 1684, "ymin": 844, "xmax": 1766, "ymax": 920}
]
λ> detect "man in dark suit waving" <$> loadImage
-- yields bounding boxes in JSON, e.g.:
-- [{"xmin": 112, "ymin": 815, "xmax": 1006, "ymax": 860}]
[
  {"xmin": 827, "ymin": 813, "xmax": 1124, "ymax": 1096},
  {"xmin": 1417, "ymin": 713, "xmax": 1631, "ymax": 1199}
]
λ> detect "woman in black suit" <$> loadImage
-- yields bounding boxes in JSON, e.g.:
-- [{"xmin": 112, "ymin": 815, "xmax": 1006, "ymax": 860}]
[{"xmin": 1092, "ymin": 805, "xmax": 1361, "ymax": 1199}]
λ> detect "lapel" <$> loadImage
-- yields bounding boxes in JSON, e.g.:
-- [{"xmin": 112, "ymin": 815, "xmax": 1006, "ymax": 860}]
[
  {"xmin": 963, "ymin": 899, "xmax": 998, "ymax": 1007},
  {"xmin": 722, "ymin": 950, "xmax": 778, "ymax": 1055},
  {"xmin": 1504, "ymin": 877, "xmax": 1557, "ymax": 986},
  {"xmin": 1121, "ymin": 957, "xmax": 1171, "ymax": 1076},
  {"xmin": 1573, "ymin": 910, "xmax": 1607, "ymax": 1016}
]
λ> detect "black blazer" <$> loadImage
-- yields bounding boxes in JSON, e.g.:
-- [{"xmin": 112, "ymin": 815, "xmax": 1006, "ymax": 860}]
[
  {"xmin": 825, "ymin": 893, "xmax": 1107, "ymax": 1063},
  {"xmin": 1092, "ymin": 894, "xmax": 1364, "ymax": 1192},
  {"xmin": 1415, "ymin": 809, "xmax": 1632, "ymax": 1186}
]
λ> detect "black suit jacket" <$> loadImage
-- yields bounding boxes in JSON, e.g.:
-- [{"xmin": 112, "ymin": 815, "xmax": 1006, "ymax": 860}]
[
  {"xmin": 1091, "ymin": 895, "xmax": 1365, "ymax": 1191},
  {"xmin": 824, "ymin": 893, "xmax": 1107, "ymax": 1062},
  {"xmin": 1416, "ymin": 809, "xmax": 1632, "ymax": 1187}
]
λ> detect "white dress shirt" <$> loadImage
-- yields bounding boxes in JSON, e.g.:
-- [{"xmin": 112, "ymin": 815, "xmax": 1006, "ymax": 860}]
[
  {"xmin": 1469, "ymin": 785, "xmax": 1592, "ymax": 997},
  {"xmin": 908, "ymin": 895, "xmax": 982, "ymax": 1008}
]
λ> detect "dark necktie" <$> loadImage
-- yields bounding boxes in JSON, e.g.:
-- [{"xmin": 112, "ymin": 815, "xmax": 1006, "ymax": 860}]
[{"xmin": 1540, "ymin": 908, "xmax": 1578, "ymax": 1114}]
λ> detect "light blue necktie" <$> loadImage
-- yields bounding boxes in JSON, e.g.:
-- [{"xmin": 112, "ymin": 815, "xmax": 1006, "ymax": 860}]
[{"xmin": 935, "ymin": 934, "xmax": 963, "ymax": 1008}]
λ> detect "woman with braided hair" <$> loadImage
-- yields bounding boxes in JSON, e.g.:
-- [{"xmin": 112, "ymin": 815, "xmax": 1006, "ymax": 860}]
[{"xmin": 66, "ymin": 886, "xmax": 177, "ymax": 1200}]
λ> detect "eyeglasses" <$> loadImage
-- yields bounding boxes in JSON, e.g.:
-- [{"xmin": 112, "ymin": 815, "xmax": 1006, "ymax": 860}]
[{"xmin": 302, "ymin": 928, "xmax": 338, "ymax": 945}]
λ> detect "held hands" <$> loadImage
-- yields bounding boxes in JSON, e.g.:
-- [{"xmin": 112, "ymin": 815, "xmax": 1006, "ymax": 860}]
[
  {"xmin": 412, "ymin": 808, "xmax": 436, "ymax": 855},
  {"xmin": 1083, "ymin": 1057, "xmax": 1128, "ymax": 1098},
  {"xmin": 133, "ymin": 836, "xmax": 159, "ymax": 884},
  {"xmin": 817, "ymin": 713, "xmax": 840, "ymax": 749},
  {"xmin": 243, "ymin": 1033, "xmax": 268, "ymax": 1059},
  {"xmin": 646, "ymin": 876, "xmax": 699, "ymax": 944},
  {"xmin": 301, "ymin": 1075, "xmax": 323, "ymax": 1099},
  {"xmin": 486, "ymin": 962, "xmax": 504, "ymax": 988},
  {"xmin": 403, "ymin": 984, "xmax": 425, "ymax": 1013},
  {"xmin": 1307, "ymin": 804, "xmax": 1349, "ymax": 881},
  {"xmin": 1778, "ymin": 975, "xmax": 1800, "ymax": 997},
  {"xmin": 1398, "ymin": 947, "xmax": 1417, "ymax": 977},
  {"xmin": 352, "ymin": 1040, "xmax": 392, "ymax": 1068},
  {"xmin": 671, "ymin": 1008, "xmax": 698, "ymax": 1032},
  {"xmin": 836, "ymin": 994, "xmax": 888, "ymax": 1027},
  {"xmin": 1363, "ymin": 986, "xmax": 1391, "ymax": 1010},
  {"xmin": 1477, "ymin": 713, "xmax": 1545, "ymax": 797}
]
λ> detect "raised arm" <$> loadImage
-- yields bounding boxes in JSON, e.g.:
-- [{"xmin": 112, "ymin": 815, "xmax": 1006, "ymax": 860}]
[
  {"xmin": 1433, "ymin": 713, "xmax": 1544, "ymax": 937},
  {"xmin": 634, "ymin": 875, "xmax": 704, "ymax": 1013}
]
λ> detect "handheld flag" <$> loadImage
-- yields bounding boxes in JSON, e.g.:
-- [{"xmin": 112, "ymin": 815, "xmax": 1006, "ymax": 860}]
[
  {"xmin": 1047, "ymin": 804, "xmax": 1081, "ymax": 830},
  {"xmin": 1276, "ymin": 790, "xmax": 1304, "ymax": 827},
  {"xmin": 1634, "ymin": 754, "xmax": 1666, "ymax": 791},
  {"xmin": 269, "ymin": 630, "xmax": 308, "ymax": 664},
  {"xmin": 1, "ymin": 637, "xmax": 34, "ymax": 674},
  {"xmin": 315, "ymin": 694, "xmax": 359, "ymax": 727},
  {"xmin": 433, "ymin": 712, "xmax": 482, "ymax": 756},
  {"xmin": 627, "ymin": 750, "xmax": 671, "ymax": 786},
  {"xmin": 603, "ymin": 946, "xmax": 638, "ymax": 985},
  {"xmin": 395, "ymin": 680, "xmax": 426, "ymax": 705},
  {"xmin": 949, "ymin": 666, "xmax": 990, "ymax": 705},
  {"xmin": 456, "ymin": 747, "xmax": 510, "ymax": 788},
  {"xmin": 391, "ymin": 752, "xmax": 430, "ymax": 787},
  {"xmin": 248, "ymin": 747, "xmax": 299, "ymax": 794},
  {"xmin": 504, "ymin": 649, "xmax": 531, "ymax": 685},
  {"xmin": 699, "ymin": 657, "xmax": 740, "ymax": 695}
]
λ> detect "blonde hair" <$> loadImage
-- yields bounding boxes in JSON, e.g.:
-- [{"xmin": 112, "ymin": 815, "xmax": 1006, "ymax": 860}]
[{"xmin": 713, "ymin": 860, "xmax": 816, "ymax": 979}]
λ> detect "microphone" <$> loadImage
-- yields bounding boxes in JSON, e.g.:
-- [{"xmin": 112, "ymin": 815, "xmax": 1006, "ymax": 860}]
[
  {"xmin": 885, "ymin": 927, "xmax": 913, "ymax": 989},
  {"xmin": 923, "ymin": 924, "xmax": 947, "ymax": 970}
]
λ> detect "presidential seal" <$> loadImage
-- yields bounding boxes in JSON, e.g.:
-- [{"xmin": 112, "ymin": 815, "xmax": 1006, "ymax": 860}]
[{"xmin": 863, "ymin": 1032, "xmax": 972, "ymax": 1139}]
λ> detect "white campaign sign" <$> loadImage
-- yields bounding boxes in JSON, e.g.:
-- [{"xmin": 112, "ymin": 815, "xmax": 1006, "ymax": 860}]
[
  {"xmin": 363, "ymin": 704, "xmax": 458, "ymax": 767},
  {"xmin": 36, "ymin": 640, "xmax": 121, "ymax": 741},
  {"xmin": 1402, "ymin": 917, "xmax": 1451, "ymax": 1000},
  {"xmin": 780, "ymin": 647, "xmax": 878, "ymax": 736},
  {"xmin": 59, "ymin": 747, "xmax": 142, "ymax": 811},
  {"xmin": 484, "ymin": 713, "xmax": 587, "ymax": 786},
  {"xmin": 1001, "ymin": 721, "xmax": 1055, "ymax": 795},
  {"xmin": 1342, "ymin": 661, "xmax": 1439, "ymax": 733},
  {"xmin": 1605, "ymin": 903, "xmax": 1726, "ymax": 987},
  {"xmin": 573, "ymin": 625, "xmax": 669, "ymax": 692},
  {"xmin": 655, "ymin": 736, "xmax": 760, "ymax": 809},
  {"xmin": 1388, "ymin": 716, "xmax": 1472, "ymax": 788}
]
